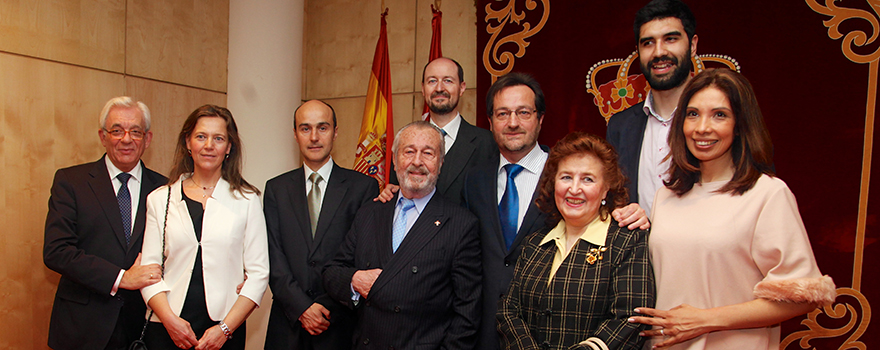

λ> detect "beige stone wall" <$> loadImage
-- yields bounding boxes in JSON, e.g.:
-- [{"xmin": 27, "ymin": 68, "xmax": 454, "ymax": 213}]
[
  {"xmin": 303, "ymin": 0, "xmax": 479, "ymax": 168},
  {"xmin": 0, "ymin": 1, "xmax": 228, "ymax": 348}
]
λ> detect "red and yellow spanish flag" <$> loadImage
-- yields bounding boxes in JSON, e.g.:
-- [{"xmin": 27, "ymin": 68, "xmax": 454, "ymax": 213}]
[
  {"xmin": 354, "ymin": 9, "xmax": 393, "ymax": 189},
  {"xmin": 422, "ymin": 4, "xmax": 443, "ymax": 118}
]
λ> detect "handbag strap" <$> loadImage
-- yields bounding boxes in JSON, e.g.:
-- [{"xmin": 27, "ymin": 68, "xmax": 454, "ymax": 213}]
[{"xmin": 136, "ymin": 186, "xmax": 172, "ymax": 341}]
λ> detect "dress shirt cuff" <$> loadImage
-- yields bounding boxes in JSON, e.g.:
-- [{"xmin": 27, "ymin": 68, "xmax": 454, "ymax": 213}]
[
  {"xmin": 111, "ymin": 269, "xmax": 125, "ymax": 296},
  {"xmin": 350, "ymin": 284, "xmax": 361, "ymax": 304}
]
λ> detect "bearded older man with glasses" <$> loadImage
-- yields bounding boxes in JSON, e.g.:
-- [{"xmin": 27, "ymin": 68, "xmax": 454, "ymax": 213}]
[{"xmin": 44, "ymin": 96, "xmax": 167, "ymax": 350}]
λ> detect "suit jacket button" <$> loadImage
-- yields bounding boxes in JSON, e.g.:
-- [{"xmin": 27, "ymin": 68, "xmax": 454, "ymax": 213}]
[
  {"xmin": 310, "ymin": 261, "xmax": 317, "ymax": 267},
  {"xmin": 365, "ymin": 301, "xmax": 371, "ymax": 307},
  {"xmin": 366, "ymin": 261, "xmax": 371, "ymax": 267},
  {"xmin": 541, "ymin": 340, "xmax": 551, "ymax": 349},
  {"xmin": 545, "ymin": 308, "xmax": 552, "ymax": 316},
  {"xmin": 504, "ymin": 259, "xmax": 510, "ymax": 267},
  {"xmin": 363, "ymin": 338, "xmax": 370, "ymax": 345},
  {"xmin": 411, "ymin": 266, "xmax": 418, "ymax": 273},
  {"xmin": 394, "ymin": 306, "xmax": 401, "ymax": 313},
  {"xmin": 306, "ymin": 289, "xmax": 314, "ymax": 296}
]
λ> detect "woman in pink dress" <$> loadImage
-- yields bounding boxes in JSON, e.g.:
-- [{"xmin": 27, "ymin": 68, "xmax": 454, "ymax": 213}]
[{"xmin": 629, "ymin": 68, "xmax": 836, "ymax": 349}]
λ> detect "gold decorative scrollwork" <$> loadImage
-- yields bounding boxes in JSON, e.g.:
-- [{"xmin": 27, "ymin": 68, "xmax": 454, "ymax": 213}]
[
  {"xmin": 483, "ymin": 0, "xmax": 550, "ymax": 82},
  {"xmin": 805, "ymin": 0, "xmax": 880, "ymax": 63},
  {"xmin": 784, "ymin": 0, "xmax": 878, "ymax": 348},
  {"xmin": 781, "ymin": 288, "xmax": 871, "ymax": 349}
]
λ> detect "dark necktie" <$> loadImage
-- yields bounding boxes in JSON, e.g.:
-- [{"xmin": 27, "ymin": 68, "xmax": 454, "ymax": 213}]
[
  {"xmin": 117, "ymin": 172, "xmax": 132, "ymax": 245},
  {"xmin": 499, "ymin": 164, "xmax": 524, "ymax": 251}
]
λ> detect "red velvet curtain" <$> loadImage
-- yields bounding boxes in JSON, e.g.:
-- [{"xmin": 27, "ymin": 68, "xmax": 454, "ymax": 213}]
[{"xmin": 477, "ymin": 1, "xmax": 878, "ymax": 347}]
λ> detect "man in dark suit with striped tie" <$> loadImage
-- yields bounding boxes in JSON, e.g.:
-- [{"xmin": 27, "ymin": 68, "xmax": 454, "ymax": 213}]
[
  {"xmin": 264, "ymin": 100, "xmax": 378, "ymax": 350},
  {"xmin": 324, "ymin": 121, "xmax": 482, "ymax": 350},
  {"xmin": 44, "ymin": 97, "xmax": 166, "ymax": 350}
]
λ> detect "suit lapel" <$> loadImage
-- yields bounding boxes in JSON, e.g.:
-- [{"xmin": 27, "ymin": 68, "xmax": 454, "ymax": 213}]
[
  {"xmin": 312, "ymin": 163, "xmax": 348, "ymax": 257},
  {"xmin": 287, "ymin": 168, "xmax": 314, "ymax": 250},
  {"xmin": 375, "ymin": 198, "xmax": 396, "ymax": 267},
  {"xmin": 483, "ymin": 169, "xmax": 508, "ymax": 254},
  {"xmin": 437, "ymin": 121, "xmax": 477, "ymax": 195},
  {"xmin": 88, "ymin": 159, "xmax": 128, "ymax": 250},
  {"xmin": 509, "ymin": 185, "xmax": 543, "ymax": 256},
  {"xmin": 372, "ymin": 194, "xmax": 446, "ymax": 293}
]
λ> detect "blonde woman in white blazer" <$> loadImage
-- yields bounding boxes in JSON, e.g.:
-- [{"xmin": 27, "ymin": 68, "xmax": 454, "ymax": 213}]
[{"xmin": 141, "ymin": 105, "xmax": 268, "ymax": 350}]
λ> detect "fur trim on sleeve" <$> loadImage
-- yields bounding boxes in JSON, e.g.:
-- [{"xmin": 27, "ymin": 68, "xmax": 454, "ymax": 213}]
[{"xmin": 753, "ymin": 275, "xmax": 837, "ymax": 306}]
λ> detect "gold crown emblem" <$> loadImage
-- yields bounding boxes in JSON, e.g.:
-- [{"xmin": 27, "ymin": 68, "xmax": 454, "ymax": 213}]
[{"xmin": 586, "ymin": 52, "xmax": 741, "ymax": 122}]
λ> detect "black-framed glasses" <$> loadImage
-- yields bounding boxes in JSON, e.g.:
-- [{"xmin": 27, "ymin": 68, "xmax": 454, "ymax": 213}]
[
  {"xmin": 103, "ymin": 128, "xmax": 145, "ymax": 140},
  {"xmin": 493, "ymin": 108, "xmax": 537, "ymax": 122}
]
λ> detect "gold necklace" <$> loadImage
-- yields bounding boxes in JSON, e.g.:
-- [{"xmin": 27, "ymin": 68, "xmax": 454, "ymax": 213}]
[{"xmin": 190, "ymin": 177, "xmax": 216, "ymax": 199}]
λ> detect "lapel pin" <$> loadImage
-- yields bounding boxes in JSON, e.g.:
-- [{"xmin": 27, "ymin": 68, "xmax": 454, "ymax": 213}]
[{"xmin": 434, "ymin": 220, "xmax": 441, "ymax": 226}]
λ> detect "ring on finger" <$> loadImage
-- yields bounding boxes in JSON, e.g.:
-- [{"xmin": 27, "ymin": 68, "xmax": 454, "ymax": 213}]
[
  {"xmin": 660, "ymin": 329, "xmax": 665, "ymax": 336},
  {"xmin": 150, "ymin": 273, "xmax": 153, "ymax": 278}
]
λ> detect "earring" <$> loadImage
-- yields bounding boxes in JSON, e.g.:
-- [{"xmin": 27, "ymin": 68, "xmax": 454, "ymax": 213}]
[
  {"xmin": 601, "ymin": 199, "xmax": 606, "ymax": 206},
  {"xmin": 187, "ymin": 149, "xmax": 192, "ymax": 156},
  {"xmin": 225, "ymin": 154, "xmax": 229, "ymax": 160}
]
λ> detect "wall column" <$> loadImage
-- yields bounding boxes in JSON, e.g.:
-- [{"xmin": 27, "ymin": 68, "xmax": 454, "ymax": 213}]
[{"xmin": 228, "ymin": 0, "xmax": 304, "ymax": 348}]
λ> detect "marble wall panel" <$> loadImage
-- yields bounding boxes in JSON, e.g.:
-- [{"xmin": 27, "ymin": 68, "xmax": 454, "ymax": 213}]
[
  {"xmin": 0, "ymin": 52, "xmax": 125, "ymax": 349},
  {"xmin": 0, "ymin": 0, "xmax": 126, "ymax": 72},
  {"xmin": 126, "ymin": 0, "xmax": 229, "ymax": 92},
  {"xmin": 304, "ymin": 0, "xmax": 417, "ymax": 99}
]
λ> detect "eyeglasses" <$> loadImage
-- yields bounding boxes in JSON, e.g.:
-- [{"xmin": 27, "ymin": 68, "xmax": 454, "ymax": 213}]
[
  {"xmin": 103, "ymin": 128, "xmax": 145, "ymax": 140},
  {"xmin": 493, "ymin": 108, "xmax": 537, "ymax": 122}
]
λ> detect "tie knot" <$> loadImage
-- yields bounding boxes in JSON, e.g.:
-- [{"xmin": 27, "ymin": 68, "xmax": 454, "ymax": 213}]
[
  {"xmin": 504, "ymin": 163, "xmax": 525, "ymax": 180},
  {"xmin": 399, "ymin": 197, "xmax": 416, "ymax": 211},
  {"xmin": 117, "ymin": 172, "xmax": 132, "ymax": 184},
  {"xmin": 309, "ymin": 172, "xmax": 323, "ymax": 185}
]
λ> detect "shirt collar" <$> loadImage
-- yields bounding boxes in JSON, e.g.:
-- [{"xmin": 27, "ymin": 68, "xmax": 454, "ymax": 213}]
[
  {"xmin": 642, "ymin": 90, "xmax": 676, "ymax": 123},
  {"xmin": 539, "ymin": 215, "xmax": 611, "ymax": 247},
  {"xmin": 303, "ymin": 157, "xmax": 334, "ymax": 184},
  {"xmin": 429, "ymin": 113, "xmax": 461, "ymax": 141},
  {"xmin": 397, "ymin": 187, "xmax": 435, "ymax": 215},
  {"xmin": 104, "ymin": 155, "xmax": 142, "ymax": 184},
  {"xmin": 498, "ymin": 143, "xmax": 548, "ymax": 176}
]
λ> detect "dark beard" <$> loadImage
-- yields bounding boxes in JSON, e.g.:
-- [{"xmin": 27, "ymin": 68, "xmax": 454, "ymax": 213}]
[{"xmin": 641, "ymin": 54, "xmax": 693, "ymax": 91}]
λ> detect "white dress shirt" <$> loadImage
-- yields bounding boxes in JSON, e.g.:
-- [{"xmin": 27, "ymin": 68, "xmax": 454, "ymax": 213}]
[
  {"xmin": 105, "ymin": 157, "xmax": 143, "ymax": 296},
  {"xmin": 303, "ymin": 157, "xmax": 334, "ymax": 207},
  {"xmin": 426, "ymin": 112, "xmax": 462, "ymax": 154},
  {"xmin": 496, "ymin": 144, "xmax": 548, "ymax": 233},
  {"xmin": 638, "ymin": 91, "xmax": 674, "ymax": 217}
]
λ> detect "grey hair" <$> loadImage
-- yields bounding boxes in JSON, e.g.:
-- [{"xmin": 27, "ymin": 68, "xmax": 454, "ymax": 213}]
[
  {"xmin": 391, "ymin": 121, "xmax": 446, "ymax": 165},
  {"xmin": 99, "ymin": 96, "xmax": 152, "ymax": 131}
]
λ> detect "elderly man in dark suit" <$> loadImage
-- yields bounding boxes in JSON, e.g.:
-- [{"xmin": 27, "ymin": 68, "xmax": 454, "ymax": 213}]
[
  {"xmin": 463, "ymin": 74, "xmax": 650, "ymax": 350},
  {"xmin": 381, "ymin": 57, "xmax": 497, "ymax": 204},
  {"xmin": 43, "ymin": 97, "xmax": 166, "ymax": 350},
  {"xmin": 264, "ymin": 100, "xmax": 378, "ymax": 350},
  {"xmin": 324, "ymin": 121, "xmax": 482, "ymax": 350}
]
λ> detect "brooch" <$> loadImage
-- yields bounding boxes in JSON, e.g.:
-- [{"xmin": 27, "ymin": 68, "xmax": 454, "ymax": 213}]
[{"xmin": 585, "ymin": 246, "xmax": 608, "ymax": 265}]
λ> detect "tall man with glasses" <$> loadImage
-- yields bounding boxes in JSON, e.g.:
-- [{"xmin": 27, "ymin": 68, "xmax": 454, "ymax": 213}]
[
  {"xmin": 463, "ymin": 74, "xmax": 651, "ymax": 349},
  {"xmin": 44, "ymin": 96, "xmax": 166, "ymax": 350},
  {"xmin": 263, "ymin": 100, "xmax": 378, "ymax": 350}
]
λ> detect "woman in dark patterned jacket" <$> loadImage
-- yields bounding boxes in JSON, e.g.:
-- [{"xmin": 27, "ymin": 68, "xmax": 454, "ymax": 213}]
[{"xmin": 497, "ymin": 132, "xmax": 655, "ymax": 350}]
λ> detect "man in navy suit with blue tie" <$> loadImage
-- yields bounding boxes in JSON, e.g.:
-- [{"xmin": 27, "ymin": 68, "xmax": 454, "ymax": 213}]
[
  {"xmin": 44, "ymin": 97, "xmax": 166, "ymax": 350},
  {"xmin": 264, "ymin": 100, "xmax": 378, "ymax": 350},
  {"xmin": 463, "ymin": 74, "xmax": 651, "ymax": 349}
]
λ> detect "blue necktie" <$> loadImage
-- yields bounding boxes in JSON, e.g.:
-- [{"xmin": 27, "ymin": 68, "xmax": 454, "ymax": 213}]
[
  {"xmin": 392, "ymin": 197, "xmax": 416, "ymax": 253},
  {"xmin": 117, "ymin": 173, "xmax": 132, "ymax": 245},
  {"xmin": 499, "ymin": 164, "xmax": 524, "ymax": 251}
]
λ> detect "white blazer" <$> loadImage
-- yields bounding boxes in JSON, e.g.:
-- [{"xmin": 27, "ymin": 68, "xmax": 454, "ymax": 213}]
[{"xmin": 141, "ymin": 175, "xmax": 269, "ymax": 322}]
